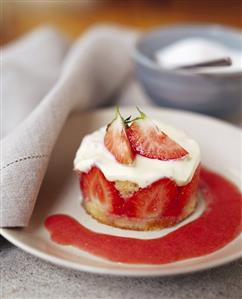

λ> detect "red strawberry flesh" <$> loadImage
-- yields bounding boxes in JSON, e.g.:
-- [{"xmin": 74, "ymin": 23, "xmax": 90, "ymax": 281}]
[
  {"xmin": 124, "ymin": 178, "xmax": 178, "ymax": 219},
  {"xmin": 127, "ymin": 117, "xmax": 188, "ymax": 161},
  {"xmin": 81, "ymin": 167, "xmax": 123, "ymax": 215},
  {"xmin": 80, "ymin": 165, "xmax": 200, "ymax": 226},
  {"xmin": 104, "ymin": 109, "xmax": 135, "ymax": 165}
]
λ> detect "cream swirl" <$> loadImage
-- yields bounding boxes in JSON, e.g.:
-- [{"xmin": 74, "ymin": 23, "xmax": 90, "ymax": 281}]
[{"xmin": 74, "ymin": 121, "xmax": 200, "ymax": 187}]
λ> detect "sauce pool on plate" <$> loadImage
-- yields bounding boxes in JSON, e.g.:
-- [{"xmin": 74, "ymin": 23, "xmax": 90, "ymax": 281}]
[{"xmin": 45, "ymin": 167, "xmax": 242, "ymax": 264}]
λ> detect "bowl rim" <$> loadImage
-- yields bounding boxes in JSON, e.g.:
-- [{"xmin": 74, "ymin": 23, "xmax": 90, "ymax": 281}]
[{"xmin": 133, "ymin": 23, "xmax": 242, "ymax": 78}]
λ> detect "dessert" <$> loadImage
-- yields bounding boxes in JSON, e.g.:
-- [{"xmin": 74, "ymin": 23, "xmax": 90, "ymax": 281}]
[
  {"xmin": 45, "ymin": 167, "xmax": 242, "ymax": 264},
  {"xmin": 74, "ymin": 108, "xmax": 201, "ymax": 230}
]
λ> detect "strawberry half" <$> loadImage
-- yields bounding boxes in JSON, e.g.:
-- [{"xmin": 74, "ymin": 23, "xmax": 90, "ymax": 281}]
[
  {"xmin": 81, "ymin": 167, "xmax": 123, "ymax": 215},
  {"xmin": 127, "ymin": 108, "xmax": 188, "ymax": 161},
  {"xmin": 162, "ymin": 165, "xmax": 201, "ymax": 217},
  {"xmin": 104, "ymin": 107, "xmax": 135, "ymax": 165},
  {"xmin": 123, "ymin": 178, "xmax": 178, "ymax": 219}
]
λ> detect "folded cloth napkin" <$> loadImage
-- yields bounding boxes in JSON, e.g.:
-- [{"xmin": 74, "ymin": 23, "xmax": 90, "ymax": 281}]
[{"xmin": 1, "ymin": 25, "xmax": 139, "ymax": 227}]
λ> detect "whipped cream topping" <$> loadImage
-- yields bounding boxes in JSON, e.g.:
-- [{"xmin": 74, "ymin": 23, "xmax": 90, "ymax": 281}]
[{"xmin": 74, "ymin": 121, "xmax": 200, "ymax": 187}]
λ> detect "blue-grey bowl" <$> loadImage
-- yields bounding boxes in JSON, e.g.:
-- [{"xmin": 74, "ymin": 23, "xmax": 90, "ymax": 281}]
[{"xmin": 134, "ymin": 24, "xmax": 242, "ymax": 116}]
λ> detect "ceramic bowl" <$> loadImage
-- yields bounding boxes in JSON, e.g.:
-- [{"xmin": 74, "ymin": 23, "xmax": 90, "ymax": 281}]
[{"xmin": 134, "ymin": 24, "xmax": 242, "ymax": 116}]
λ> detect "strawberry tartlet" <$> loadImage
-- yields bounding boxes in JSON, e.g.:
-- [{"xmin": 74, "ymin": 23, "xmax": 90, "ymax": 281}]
[{"xmin": 74, "ymin": 108, "xmax": 201, "ymax": 230}]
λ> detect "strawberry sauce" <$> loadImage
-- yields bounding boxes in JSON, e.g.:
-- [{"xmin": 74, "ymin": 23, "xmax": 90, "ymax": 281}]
[{"xmin": 45, "ymin": 167, "xmax": 242, "ymax": 264}]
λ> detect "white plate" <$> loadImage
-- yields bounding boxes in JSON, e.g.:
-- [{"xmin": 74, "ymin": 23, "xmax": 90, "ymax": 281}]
[{"xmin": 1, "ymin": 107, "xmax": 242, "ymax": 276}]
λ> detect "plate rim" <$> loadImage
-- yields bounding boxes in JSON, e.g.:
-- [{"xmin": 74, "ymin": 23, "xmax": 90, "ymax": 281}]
[
  {"xmin": 1, "ymin": 228, "xmax": 242, "ymax": 277},
  {"xmin": 1, "ymin": 106, "xmax": 242, "ymax": 276}
]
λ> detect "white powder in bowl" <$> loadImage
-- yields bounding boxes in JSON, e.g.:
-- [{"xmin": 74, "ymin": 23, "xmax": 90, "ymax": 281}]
[{"xmin": 156, "ymin": 37, "xmax": 242, "ymax": 73}]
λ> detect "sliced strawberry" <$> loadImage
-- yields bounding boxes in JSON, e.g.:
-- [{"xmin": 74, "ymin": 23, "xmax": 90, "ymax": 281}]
[
  {"xmin": 162, "ymin": 165, "xmax": 201, "ymax": 217},
  {"xmin": 104, "ymin": 107, "xmax": 135, "ymax": 165},
  {"xmin": 81, "ymin": 167, "xmax": 123, "ymax": 215},
  {"xmin": 127, "ymin": 109, "xmax": 188, "ymax": 160},
  {"xmin": 123, "ymin": 178, "xmax": 178, "ymax": 219}
]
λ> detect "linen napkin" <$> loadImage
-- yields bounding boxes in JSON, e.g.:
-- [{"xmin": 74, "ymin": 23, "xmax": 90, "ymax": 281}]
[{"xmin": 1, "ymin": 25, "xmax": 138, "ymax": 227}]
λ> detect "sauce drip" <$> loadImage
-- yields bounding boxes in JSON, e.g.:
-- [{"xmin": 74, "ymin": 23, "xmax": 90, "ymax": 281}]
[{"xmin": 45, "ymin": 167, "xmax": 242, "ymax": 264}]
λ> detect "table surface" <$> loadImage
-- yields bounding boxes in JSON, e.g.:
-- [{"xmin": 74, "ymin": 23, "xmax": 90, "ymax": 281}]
[{"xmin": 1, "ymin": 235, "xmax": 241, "ymax": 299}]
